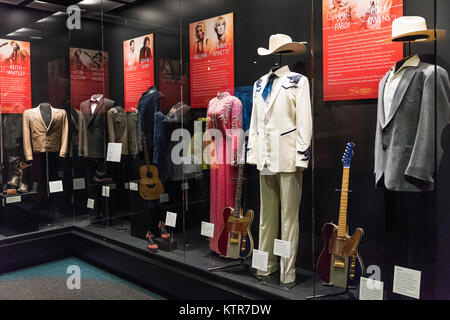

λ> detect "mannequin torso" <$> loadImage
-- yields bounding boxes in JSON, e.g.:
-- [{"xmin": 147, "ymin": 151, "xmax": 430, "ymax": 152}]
[
  {"xmin": 90, "ymin": 94, "xmax": 103, "ymax": 114},
  {"xmin": 39, "ymin": 103, "xmax": 52, "ymax": 128}
]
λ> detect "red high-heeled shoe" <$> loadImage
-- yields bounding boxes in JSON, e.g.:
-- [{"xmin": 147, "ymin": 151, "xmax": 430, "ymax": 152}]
[
  {"xmin": 158, "ymin": 221, "xmax": 170, "ymax": 240},
  {"xmin": 145, "ymin": 231, "xmax": 158, "ymax": 252}
]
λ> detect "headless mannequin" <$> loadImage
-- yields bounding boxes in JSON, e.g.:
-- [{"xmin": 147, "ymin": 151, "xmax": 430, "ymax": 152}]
[
  {"xmin": 90, "ymin": 94, "xmax": 103, "ymax": 114},
  {"xmin": 382, "ymin": 42, "xmax": 437, "ymax": 299},
  {"xmin": 394, "ymin": 55, "xmax": 410, "ymax": 73},
  {"xmin": 39, "ymin": 102, "xmax": 52, "ymax": 128},
  {"xmin": 392, "ymin": 35, "xmax": 428, "ymax": 72},
  {"xmin": 142, "ymin": 86, "xmax": 157, "ymax": 97},
  {"xmin": 257, "ymin": 50, "xmax": 306, "ymax": 286}
]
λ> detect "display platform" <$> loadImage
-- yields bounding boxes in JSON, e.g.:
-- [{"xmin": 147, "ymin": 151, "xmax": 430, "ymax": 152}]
[{"xmin": 82, "ymin": 221, "xmax": 358, "ymax": 300}]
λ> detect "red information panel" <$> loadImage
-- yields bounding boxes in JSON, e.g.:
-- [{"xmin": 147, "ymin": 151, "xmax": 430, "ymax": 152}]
[
  {"xmin": 323, "ymin": 0, "xmax": 403, "ymax": 101},
  {"xmin": 123, "ymin": 34, "xmax": 154, "ymax": 112},
  {"xmin": 189, "ymin": 12, "xmax": 234, "ymax": 108},
  {"xmin": 0, "ymin": 39, "xmax": 31, "ymax": 113},
  {"xmin": 158, "ymin": 59, "xmax": 189, "ymax": 108},
  {"xmin": 70, "ymin": 47, "xmax": 109, "ymax": 109},
  {"xmin": 48, "ymin": 58, "xmax": 69, "ymax": 108}
]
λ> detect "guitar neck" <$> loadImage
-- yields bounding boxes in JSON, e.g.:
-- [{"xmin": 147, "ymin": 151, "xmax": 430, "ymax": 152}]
[
  {"xmin": 337, "ymin": 167, "xmax": 350, "ymax": 238},
  {"xmin": 142, "ymin": 139, "xmax": 151, "ymax": 168},
  {"xmin": 233, "ymin": 163, "xmax": 245, "ymax": 216}
]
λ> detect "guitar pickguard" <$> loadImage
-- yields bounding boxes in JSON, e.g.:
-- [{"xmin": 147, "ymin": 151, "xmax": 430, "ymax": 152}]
[
  {"xmin": 226, "ymin": 233, "xmax": 242, "ymax": 259},
  {"xmin": 330, "ymin": 255, "xmax": 349, "ymax": 288}
]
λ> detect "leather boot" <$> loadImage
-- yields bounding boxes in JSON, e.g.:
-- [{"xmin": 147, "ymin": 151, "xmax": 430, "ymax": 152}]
[
  {"xmin": 17, "ymin": 161, "xmax": 32, "ymax": 193},
  {"xmin": 7, "ymin": 156, "xmax": 20, "ymax": 188}
]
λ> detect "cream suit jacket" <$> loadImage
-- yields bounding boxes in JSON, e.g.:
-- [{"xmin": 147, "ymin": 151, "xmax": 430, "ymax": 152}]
[
  {"xmin": 247, "ymin": 66, "xmax": 312, "ymax": 172},
  {"xmin": 23, "ymin": 106, "xmax": 69, "ymax": 160}
]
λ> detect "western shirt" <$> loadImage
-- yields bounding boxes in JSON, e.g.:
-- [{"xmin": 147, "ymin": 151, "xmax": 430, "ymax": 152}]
[{"xmin": 383, "ymin": 54, "xmax": 420, "ymax": 123}]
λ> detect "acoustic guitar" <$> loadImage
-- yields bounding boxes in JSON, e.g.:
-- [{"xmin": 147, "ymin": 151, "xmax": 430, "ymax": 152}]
[
  {"xmin": 217, "ymin": 142, "xmax": 254, "ymax": 259},
  {"xmin": 139, "ymin": 138, "xmax": 165, "ymax": 201},
  {"xmin": 316, "ymin": 142, "xmax": 364, "ymax": 288}
]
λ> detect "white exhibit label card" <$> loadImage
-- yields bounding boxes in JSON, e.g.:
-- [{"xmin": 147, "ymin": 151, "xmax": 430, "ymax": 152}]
[
  {"xmin": 87, "ymin": 198, "xmax": 95, "ymax": 209},
  {"xmin": 130, "ymin": 182, "xmax": 139, "ymax": 191},
  {"xmin": 200, "ymin": 222, "xmax": 214, "ymax": 238},
  {"xmin": 393, "ymin": 266, "xmax": 421, "ymax": 299},
  {"xmin": 106, "ymin": 142, "xmax": 122, "ymax": 163},
  {"xmin": 102, "ymin": 186, "xmax": 110, "ymax": 197},
  {"xmin": 49, "ymin": 180, "xmax": 63, "ymax": 193},
  {"xmin": 160, "ymin": 193, "xmax": 169, "ymax": 203},
  {"xmin": 273, "ymin": 239, "xmax": 291, "ymax": 258},
  {"xmin": 252, "ymin": 249, "xmax": 268, "ymax": 272},
  {"xmin": 359, "ymin": 276, "xmax": 384, "ymax": 300},
  {"xmin": 165, "ymin": 211, "xmax": 177, "ymax": 228},
  {"xmin": 6, "ymin": 196, "xmax": 21, "ymax": 204},
  {"xmin": 73, "ymin": 178, "xmax": 86, "ymax": 190},
  {"xmin": 124, "ymin": 182, "xmax": 129, "ymax": 190}
]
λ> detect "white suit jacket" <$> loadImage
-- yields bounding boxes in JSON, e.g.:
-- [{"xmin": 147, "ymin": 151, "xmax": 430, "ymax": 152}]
[{"xmin": 247, "ymin": 66, "xmax": 312, "ymax": 173}]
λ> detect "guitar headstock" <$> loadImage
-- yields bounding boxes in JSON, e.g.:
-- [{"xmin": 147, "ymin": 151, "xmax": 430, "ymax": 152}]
[{"xmin": 342, "ymin": 142, "xmax": 355, "ymax": 168}]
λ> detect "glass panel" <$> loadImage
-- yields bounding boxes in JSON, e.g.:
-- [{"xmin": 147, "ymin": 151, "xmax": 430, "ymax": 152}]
[
  {"xmin": 74, "ymin": 0, "xmax": 187, "ymax": 263},
  {"xmin": 435, "ymin": 0, "xmax": 450, "ymax": 300},
  {"xmin": 180, "ymin": 0, "xmax": 315, "ymax": 299},
  {"xmin": 1, "ymin": 0, "xmax": 447, "ymax": 301},
  {"xmin": 0, "ymin": 3, "xmax": 74, "ymax": 236},
  {"xmin": 312, "ymin": 0, "xmax": 446, "ymax": 300}
]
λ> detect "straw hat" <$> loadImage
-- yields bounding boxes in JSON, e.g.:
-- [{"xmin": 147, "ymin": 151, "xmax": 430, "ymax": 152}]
[
  {"xmin": 257, "ymin": 34, "xmax": 307, "ymax": 56},
  {"xmin": 380, "ymin": 16, "xmax": 446, "ymax": 43}
]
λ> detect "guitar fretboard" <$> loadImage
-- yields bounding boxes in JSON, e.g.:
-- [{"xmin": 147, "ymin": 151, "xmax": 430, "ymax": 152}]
[
  {"xmin": 233, "ymin": 163, "xmax": 245, "ymax": 217},
  {"xmin": 337, "ymin": 167, "xmax": 350, "ymax": 238}
]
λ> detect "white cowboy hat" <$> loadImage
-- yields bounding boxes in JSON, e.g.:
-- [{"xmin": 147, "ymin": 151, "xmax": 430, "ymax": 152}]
[
  {"xmin": 380, "ymin": 16, "xmax": 446, "ymax": 43},
  {"xmin": 257, "ymin": 34, "xmax": 307, "ymax": 56}
]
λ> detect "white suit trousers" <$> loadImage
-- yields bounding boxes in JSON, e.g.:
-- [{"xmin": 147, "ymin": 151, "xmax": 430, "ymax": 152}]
[{"xmin": 257, "ymin": 168, "xmax": 303, "ymax": 283}]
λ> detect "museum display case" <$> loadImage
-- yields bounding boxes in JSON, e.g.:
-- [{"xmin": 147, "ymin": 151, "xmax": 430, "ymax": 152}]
[{"xmin": 0, "ymin": 0, "xmax": 448, "ymax": 300}]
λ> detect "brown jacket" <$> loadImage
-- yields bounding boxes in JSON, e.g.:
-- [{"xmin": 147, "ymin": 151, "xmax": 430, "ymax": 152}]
[
  {"xmin": 23, "ymin": 106, "xmax": 69, "ymax": 160},
  {"xmin": 107, "ymin": 106, "xmax": 128, "ymax": 155}
]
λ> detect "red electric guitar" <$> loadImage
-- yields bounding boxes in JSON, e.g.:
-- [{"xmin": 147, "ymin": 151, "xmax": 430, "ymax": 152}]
[{"xmin": 217, "ymin": 144, "xmax": 254, "ymax": 259}]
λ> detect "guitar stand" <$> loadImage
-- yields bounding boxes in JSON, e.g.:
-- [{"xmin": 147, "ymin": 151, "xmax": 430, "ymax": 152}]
[
  {"xmin": 306, "ymin": 285, "xmax": 357, "ymax": 300},
  {"xmin": 306, "ymin": 188, "xmax": 357, "ymax": 300},
  {"xmin": 208, "ymin": 258, "xmax": 261, "ymax": 281}
]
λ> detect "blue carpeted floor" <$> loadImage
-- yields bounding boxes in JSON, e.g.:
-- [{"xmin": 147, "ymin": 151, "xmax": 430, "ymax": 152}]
[{"xmin": 0, "ymin": 257, "xmax": 166, "ymax": 300}]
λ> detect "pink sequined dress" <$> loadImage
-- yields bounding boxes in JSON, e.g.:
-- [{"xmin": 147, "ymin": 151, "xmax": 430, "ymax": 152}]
[{"xmin": 206, "ymin": 92, "xmax": 243, "ymax": 254}]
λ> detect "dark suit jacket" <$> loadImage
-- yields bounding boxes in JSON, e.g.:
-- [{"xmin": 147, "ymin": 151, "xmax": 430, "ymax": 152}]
[
  {"xmin": 375, "ymin": 61, "xmax": 450, "ymax": 191},
  {"xmin": 80, "ymin": 97, "xmax": 115, "ymax": 158},
  {"xmin": 137, "ymin": 90, "xmax": 167, "ymax": 157},
  {"xmin": 70, "ymin": 107, "xmax": 85, "ymax": 157},
  {"xmin": 2, "ymin": 113, "xmax": 22, "ymax": 153}
]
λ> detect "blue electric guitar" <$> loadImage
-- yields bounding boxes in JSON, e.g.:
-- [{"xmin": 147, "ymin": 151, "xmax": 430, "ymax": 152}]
[{"xmin": 316, "ymin": 142, "xmax": 365, "ymax": 288}]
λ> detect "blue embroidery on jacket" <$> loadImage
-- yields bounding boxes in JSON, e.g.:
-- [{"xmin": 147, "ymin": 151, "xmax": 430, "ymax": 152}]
[
  {"xmin": 297, "ymin": 146, "xmax": 311, "ymax": 161},
  {"xmin": 255, "ymin": 79, "xmax": 263, "ymax": 92},
  {"xmin": 287, "ymin": 75, "xmax": 302, "ymax": 85}
]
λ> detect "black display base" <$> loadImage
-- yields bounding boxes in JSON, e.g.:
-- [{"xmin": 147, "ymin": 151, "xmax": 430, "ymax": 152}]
[
  {"xmin": 129, "ymin": 212, "xmax": 150, "ymax": 239},
  {"xmin": 155, "ymin": 237, "xmax": 177, "ymax": 251},
  {"xmin": 208, "ymin": 258, "xmax": 261, "ymax": 282},
  {"xmin": 306, "ymin": 286, "xmax": 357, "ymax": 300},
  {"xmin": 1, "ymin": 204, "xmax": 40, "ymax": 236},
  {"xmin": 257, "ymin": 270, "xmax": 301, "ymax": 290}
]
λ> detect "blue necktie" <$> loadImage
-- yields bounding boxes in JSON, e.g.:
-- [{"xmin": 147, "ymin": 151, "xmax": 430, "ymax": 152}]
[{"xmin": 262, "ymin": 73, "xmax": 277, "ymax": 102}]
